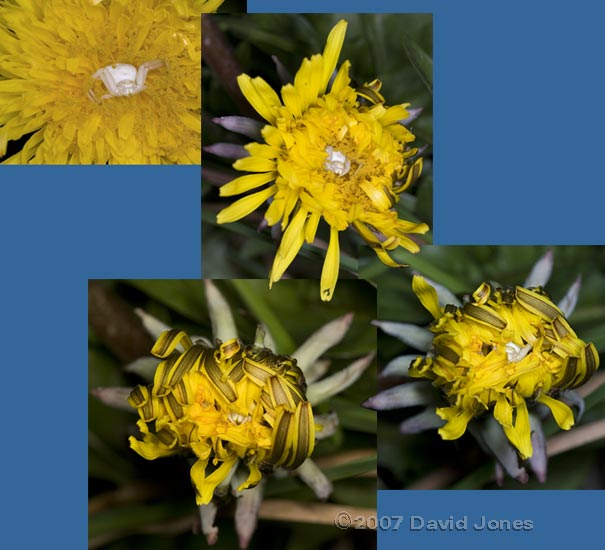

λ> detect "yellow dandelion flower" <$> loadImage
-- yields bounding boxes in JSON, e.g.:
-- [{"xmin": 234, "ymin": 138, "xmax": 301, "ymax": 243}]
[
  {"xmin": 409, "ymin": 275, "xmax": 600, "ymax": 459},
  {"xmin": 216, "ymin": 19, "xmax": 429, "ymax": 301},
  {"xmin": 0, "ymin": 0, "xmax": 204, "ymax": 164},
  {"xmin": 128, "ymin": 328, "xmax": 315, "ymax": 505}
]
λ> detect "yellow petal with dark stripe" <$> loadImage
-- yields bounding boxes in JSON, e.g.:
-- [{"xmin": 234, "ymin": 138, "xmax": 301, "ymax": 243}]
[
  {"xmin": 463, "ymin": 303, "xmax": 507, "ymax": 329},
  {"xmin": 203, "ymin": 355, "xmax": 237, "ymax": 402},
  {"xmin": 515, "ymin": 286, "xmax": 561, "ymax": 321},
  {"xmin": 151, "ymin": 329, "xmax": 193, "ymax": 357}
]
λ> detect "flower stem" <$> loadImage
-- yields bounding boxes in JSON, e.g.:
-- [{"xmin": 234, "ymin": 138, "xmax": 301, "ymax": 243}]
[
  {"xmin": 88, "ymin": 281, "xmax": 155, "ymax": 362},
  {"xmin": 202, "ymin": 15, "xmax": 258, "ymax": 118}
]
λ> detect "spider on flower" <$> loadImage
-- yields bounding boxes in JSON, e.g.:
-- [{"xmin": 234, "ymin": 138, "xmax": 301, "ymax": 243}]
[{"xmin": 88, "ymin": 60, "xmax": 166, "ymax": 103}]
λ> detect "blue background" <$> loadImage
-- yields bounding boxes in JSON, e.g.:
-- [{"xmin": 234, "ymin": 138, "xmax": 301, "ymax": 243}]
[
  {"xmin": 379, "ymin": 490, "xmax": 604, "ymax": 549},
  {"xmin": 1, "ymin": 0, "xmax": 603, "ymax": 547}
]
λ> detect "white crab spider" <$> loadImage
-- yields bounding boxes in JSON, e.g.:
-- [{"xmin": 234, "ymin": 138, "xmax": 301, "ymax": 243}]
[
  {"xmin": 88, "ymin": 60, "xmax": 166, "ymax": 103},
  {"xmin": 324, "ymin": 146, "xmax": 351, "ymax": 176}
]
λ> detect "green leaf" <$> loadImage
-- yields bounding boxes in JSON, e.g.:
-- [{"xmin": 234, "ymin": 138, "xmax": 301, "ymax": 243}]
[
  {"xmin": 230, "ymin": 279, "xmax": 297, "ymax": 354},
  {"xmin": 402, "ymin": 35, "xmax": 433, "ymax": 94},
  {"xmin": 331, "ymin": 477, "xmax": 376, "ymax": 508},
  {"xmin": 263, "ymin": 454, "xmax": 376, "ymax": 498},
  {"xmin": 449, "ymin": 463, "xmax": 493, "ymax": 489},
  {"xmin": 330, "ymin": 397, "xmax": 377, "ymax": 434},
  {"xmin": 126, "ymin": 280, "xmax": 208, "ymax": 325},
  {"xmin": 325, "ymin": 454, "xmax": 377, "ymax": 482},
  {"xmin": 89, "ymin": 500, "xmax": 193, "ymax": 539}
]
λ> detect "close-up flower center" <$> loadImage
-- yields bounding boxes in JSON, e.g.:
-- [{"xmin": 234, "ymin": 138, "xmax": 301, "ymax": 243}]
[{"xmin": 276, "ymin": 98, "xmax": 407, "ymax": 228}]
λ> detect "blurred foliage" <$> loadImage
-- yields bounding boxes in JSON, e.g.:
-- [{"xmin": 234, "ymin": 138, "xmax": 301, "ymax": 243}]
[
  {"xmin": 89, "ymin": 279, "xmax": 377, "ymax": 549},
  {"xmin": 368, "ymin": 245, "xmax": 605, "ymax": 490},
  {"xmin": 218, "ymin": 0, "xmax": 247, "ymax": 13},
  {"xmin": 202, "ymin": 13, "xmax": 433, "ymax": 279}
]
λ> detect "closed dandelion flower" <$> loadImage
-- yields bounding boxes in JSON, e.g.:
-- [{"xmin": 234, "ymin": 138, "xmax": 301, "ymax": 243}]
[
  {"xmin": 409, "ymin": 275, "xmax": 599, "ymax": 459},
  {"xmin": 367, "ymin": 250, "xmax": 601, "ymax": 482},
  {"xmin": 128, "ymin": 329, "xmax": 316, "ymax": 506},
  {"xmin": 216, "ymin": 19, "xmax": 429, "ymax": 301},
  {"xmin": 0, "ymin": 0, "xmax": 204, "ymax": 164}
]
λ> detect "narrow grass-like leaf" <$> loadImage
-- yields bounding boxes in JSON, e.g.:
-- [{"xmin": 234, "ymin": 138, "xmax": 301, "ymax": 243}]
[
  {"xmin": 230, "ymin": 279, "xmax": 296, "ymax": 354},
  {"xmin": 402, "ymin": 34, "xmax": 433, "ymax": 94}
]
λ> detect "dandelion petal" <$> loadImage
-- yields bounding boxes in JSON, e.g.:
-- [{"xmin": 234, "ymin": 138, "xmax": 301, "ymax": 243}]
[
  {"xmin": 412, "ymin": 275, "xmax": 442, "ymax": 319},
  {"xmin": 320, "ymin": 226, "xmax": 340, "ymax": 302},
  {"xmin": 237, "ymin": 74, "xmax": 281, "ymax": 124},
  {"xmin": 216, "ymin": 186, "xmax": 276, "ymax": 224},
  {"xmin": 413, "ymin": 271, "xmax": 461, "ymax": 308},
  {"xmin": 320, "ymin": 19, "xmax": 347, "ymax": 94},
  {"xmin": 537, "ymin": 394, "xmax": 574, "ymax": 430},
  {"xmin": 559, "ymin": 390, "xmax": 585, "ymax": 422}
]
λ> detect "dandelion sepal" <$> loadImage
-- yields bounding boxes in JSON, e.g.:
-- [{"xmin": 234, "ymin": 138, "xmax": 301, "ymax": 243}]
[
  {"xmin": 204, "ymin": 280, "xmax": 238, "ymax": 343},
  {"xmin": 307, "ymin": 352, "xmax": 374, "ymax": 406},
  {"xmin": 292, "ymin": 312, "xmax": 353, "ymax": 374}
]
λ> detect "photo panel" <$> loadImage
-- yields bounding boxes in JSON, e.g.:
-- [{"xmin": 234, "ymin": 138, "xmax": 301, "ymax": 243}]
[
  {"xmin": 368, "ymin": 245, "xmax": 605, "ymax": 491},
  {"xmin": 202, "ymin": 12, "xmax": 432, "ymax": 303},
  {"xmin": 89, "ymin": 278, "xmax": 377, "ymax": 548},
  {"xmin": 0, "ymin": 0, "xmax": 213, "ymax": 164}
]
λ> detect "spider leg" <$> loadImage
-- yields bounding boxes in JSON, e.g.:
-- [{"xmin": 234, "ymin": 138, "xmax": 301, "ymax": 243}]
[
  {"xmin": 136, "ymin": 60, "xmax": 166, "ymax": 90},
  {"xmin": 100, "ymin": 69, "xmax": 120, "ymax": 97},
  {"xmin": 88, "ymin": 88, "xmax": 101, "ymax": 104},
  {"xmin": 140, "ymin": 59, "xmax": 166, "ymax": 71},
  {"xmin": 91, "ymin": 68, "xmax": 105, "ymax": 80}
]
